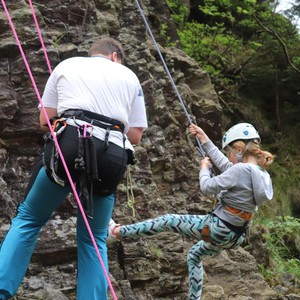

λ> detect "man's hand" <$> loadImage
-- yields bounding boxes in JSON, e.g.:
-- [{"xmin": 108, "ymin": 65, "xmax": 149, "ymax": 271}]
[{"xmin": 39, "ymin": 107, "xmax": 58, "ymax": 132}]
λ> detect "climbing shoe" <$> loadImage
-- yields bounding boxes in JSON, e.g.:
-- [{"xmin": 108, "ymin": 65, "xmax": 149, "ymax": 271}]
[{"xmin": 107, "ymin": 218, "xmax": 120, "ymax": 243}]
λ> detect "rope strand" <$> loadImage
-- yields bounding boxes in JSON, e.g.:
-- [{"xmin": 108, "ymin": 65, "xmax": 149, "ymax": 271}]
[
  {"xmin": 28, "ymin": 0, "xmax": 52, "ymax": 74},
  {"xmin": 134, "ymin": 0, "xmax": 206, "ymax": 157}
]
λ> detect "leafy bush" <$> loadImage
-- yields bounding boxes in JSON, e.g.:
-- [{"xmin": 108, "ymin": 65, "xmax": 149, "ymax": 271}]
[{"xmin": 258, "ymin": 216, "xmax": 300, "ymax": 283}]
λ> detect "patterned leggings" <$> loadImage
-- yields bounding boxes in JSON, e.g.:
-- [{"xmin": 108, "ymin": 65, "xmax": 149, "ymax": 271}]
[{"xmin": 120, "ymin": 214, "xmax": 245, "ymax": 300}]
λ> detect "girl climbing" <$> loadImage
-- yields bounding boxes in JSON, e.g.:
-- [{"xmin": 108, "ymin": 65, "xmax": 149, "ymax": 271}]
[{"xmin": 109, "ymin": 122, "xmax": 274, "ymax": 299}]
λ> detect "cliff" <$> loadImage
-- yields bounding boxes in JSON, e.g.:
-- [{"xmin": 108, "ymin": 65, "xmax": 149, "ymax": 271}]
[{"xmin": 0, "ymin": 0, "xmax": 284, "ymax": 299}]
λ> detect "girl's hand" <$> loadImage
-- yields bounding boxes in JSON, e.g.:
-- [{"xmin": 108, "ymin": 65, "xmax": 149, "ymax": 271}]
[
  {"xmin": 188, "ymin": 124, "xmax": 209, "ymax": 144},
  {"xmin": 200, "ymin": 157, "xmax": 211, "ymax": 169}
]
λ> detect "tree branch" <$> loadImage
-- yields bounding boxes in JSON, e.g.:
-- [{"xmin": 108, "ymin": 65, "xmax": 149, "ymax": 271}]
[{"xmin": 253, "ymin": 13, "xmax": 300, "ymax": 74}]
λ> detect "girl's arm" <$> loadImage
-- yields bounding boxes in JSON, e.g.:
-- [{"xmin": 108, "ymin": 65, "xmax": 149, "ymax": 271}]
[{"xmin": 189, "ymin": 124, "xmax": 233, "ymax": 172}]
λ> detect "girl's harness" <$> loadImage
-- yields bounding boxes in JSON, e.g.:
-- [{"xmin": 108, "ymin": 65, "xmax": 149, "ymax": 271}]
[{"xmin": 201, "ymin": 204, "xmax": 253, "ymax": 248}]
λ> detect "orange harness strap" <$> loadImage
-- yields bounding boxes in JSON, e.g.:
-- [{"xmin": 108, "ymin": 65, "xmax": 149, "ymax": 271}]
[
  {"xmin": 201, "ymin": 225, "xmax": 211, "ymax": 242},
  {"xmin": 224, "ymin": 205, "xmax": 254, "ymax": 221}
]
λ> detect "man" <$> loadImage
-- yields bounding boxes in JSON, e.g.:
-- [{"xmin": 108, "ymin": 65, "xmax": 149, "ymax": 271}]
[{"xmin": 0, "ymin": 37, "xmax": 147, "ymax": 300}]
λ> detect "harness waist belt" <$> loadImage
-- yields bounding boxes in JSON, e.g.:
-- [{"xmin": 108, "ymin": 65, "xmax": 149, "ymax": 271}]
[
  {"xmin": 224, "ymin": 205, "xmax": 254, "ymax": 221},
  {"xmin": 62, "ymin": 109, "xmax": 125, "ymax": 132}
]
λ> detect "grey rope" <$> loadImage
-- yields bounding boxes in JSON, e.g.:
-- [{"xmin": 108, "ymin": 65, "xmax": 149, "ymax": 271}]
[{"xmin": 134, "ymin": 0, "xmax": 206, "ymax": 157}]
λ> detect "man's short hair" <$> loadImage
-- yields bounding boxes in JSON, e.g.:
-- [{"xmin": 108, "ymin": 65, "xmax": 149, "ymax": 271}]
[{"xmin": 88, "ymin": 37, "xmax": 125, "ymax": 63}]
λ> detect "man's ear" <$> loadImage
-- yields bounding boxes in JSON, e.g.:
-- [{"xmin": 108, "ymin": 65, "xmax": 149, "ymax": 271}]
[{"xmin": 111, "ymin": 52, "xmax": 118, "ymax": 62}]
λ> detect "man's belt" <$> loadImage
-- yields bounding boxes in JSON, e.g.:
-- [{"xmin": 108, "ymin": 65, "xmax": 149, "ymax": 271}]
[
  {"xmin": 62, "ymin": 109, "xmax": 125, "ymax": 132},
  {"xmin": 224, "ymin": 205, "xmax": 254, "ymax": 221}
]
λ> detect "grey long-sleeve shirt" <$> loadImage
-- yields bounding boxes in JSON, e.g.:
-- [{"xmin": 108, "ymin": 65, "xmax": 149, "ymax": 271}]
[{"xmin": 200, "ymin": 140, "xmax": 273, "ymax": 226}]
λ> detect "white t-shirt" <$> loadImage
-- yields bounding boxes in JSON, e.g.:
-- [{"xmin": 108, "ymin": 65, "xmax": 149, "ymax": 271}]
[{"xmin": 40, "ymin": 56, "xmax": 148, "ymax": 149}]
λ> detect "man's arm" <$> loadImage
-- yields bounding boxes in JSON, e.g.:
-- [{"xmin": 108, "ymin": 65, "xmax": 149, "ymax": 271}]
[
  {"xmin": 39, "ymin": 107, "xmax": 58, "ymax": 132},
  {"xmin": 126, "ymin": 127, "xmax": 144, "ymax": 145}
]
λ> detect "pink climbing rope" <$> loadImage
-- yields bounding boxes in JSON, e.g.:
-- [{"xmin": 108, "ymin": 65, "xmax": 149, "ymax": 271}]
[
  {"xmin": 1, "ymin": 1, "xmax": 117, "ymax": 299},
  {"xmin": 28, "ymin": 0, "xmax": 52, "ymax": 74}
]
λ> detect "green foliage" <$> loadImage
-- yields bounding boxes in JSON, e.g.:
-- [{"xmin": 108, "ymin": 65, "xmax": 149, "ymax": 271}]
[
  {"xmin": 264, "ymin": 127, "xmax": 300, "ymax": 217},
  {"xmin": 165, "ymin": 0, "xmax": 300, "ymax": 114},
  {"xmin": 177, "ymin": 20, "xmax": 256, "ymax": 88},
  {"xmin": 165, "ymin": 0, "xmax": 265, "ymax": 91},
  {"xmin": 257, "ymin": 216, "xmax": 300, "ymax": 282},
  {"xmin": 160, "ymin": 23, "xmax": 177, "ymax": 47},
  {"xmin": 165, "ymin": 0, "xmax": 189, "ymax": 27},
  {"xmin": 149, "ymin": 244, "xmax": 164, "ymax": 258},
  {"xmin": 53, "ymin": 31, "xmax": 69, "ymax": 48}
]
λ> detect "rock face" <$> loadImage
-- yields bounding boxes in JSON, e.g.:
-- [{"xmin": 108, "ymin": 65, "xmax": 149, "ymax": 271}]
[{"xmin": 0, "ymin": 0, "xmax": 280, "ymax": 299}]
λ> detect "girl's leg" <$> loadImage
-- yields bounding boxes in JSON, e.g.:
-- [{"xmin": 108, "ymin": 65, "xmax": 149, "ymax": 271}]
[
  {"xmin": 76, "ymin": 193, "xmax": 115, "ymax": 300},
  {"xmin": 120, "ymin": 214, "xmax": 208, "ymax": 239},
  {"xmin": 209, "ymin": 215, "xmax": 245, "ymax": 248},
  {"xmin": 187, "ymin": 240, "xmax": 222, "ymax": 300},
  {"xmin": 0, "ymin": 168, "xmax": 71, "ymax": 298},
  {"xmin": 187, "ymin": 215, "xmax": 244, "ymax": 300}
]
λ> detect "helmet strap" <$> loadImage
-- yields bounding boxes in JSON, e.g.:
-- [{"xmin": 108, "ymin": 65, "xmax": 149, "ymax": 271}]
[
  {"xmin": 227, "ymin": 141, "xmax": 253, "ymax": 162},
  {"xmin": 242, "ymin": 141, "xmax": 253, "ymax": 158},
  {"xmin": 227, "ymin": 145, "xmax": 243, "ymax": 162},
  {"xmin": 236, "ymin": 152, "xmax": 243, "ymax": 162}
]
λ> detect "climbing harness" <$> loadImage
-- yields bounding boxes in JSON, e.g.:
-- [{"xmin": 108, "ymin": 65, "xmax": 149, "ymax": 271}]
[
  {"xmin": 202, "ymin": 196, "xmax": 254, "ymax": 246},
  {"xmin": 134, "ymin": 0, "xmax": 206, "ymax": 158},
  {"xmin": 223, "ymin": 205, "xmax": 255, "ymax": 221},
  {"xmin": 62, "ymin": 109, "xmax": 125, "ymax": 133},
  {"xmin": 42, "ymin": 109, "xmax": 129, "ymax": 219},
  {"xmin": 1, "ymin": 1, "xmax": 117, "ymax": 298},
  {"xmin": 201, "ymin": 213, "xmax": 249, "ymax": 248},
  {"xmin": 43, "ymin": 118, "xmax": 67, "ymax": 187},
  {"xmin": 201, "ymin": 216, "xmax": 212, "ymax": 243},
  {"xmin": 63, "ymin": 109, "xmax": 127, "ymax": 219}
]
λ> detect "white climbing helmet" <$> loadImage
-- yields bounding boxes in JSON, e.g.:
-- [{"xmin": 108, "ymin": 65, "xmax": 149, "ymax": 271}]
[{"xmin": 222, "ymin": 123, "xmax": 260, "ymax": 149}]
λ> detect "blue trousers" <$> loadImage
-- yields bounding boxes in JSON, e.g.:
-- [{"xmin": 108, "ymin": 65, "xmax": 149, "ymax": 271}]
[
  {"xmin": 0, "ymin": 168, "xmax": 114, "ymax": 300},
  {"xmin": 120, "ymin": 214, "xmax": 245, "ymax": 300}
]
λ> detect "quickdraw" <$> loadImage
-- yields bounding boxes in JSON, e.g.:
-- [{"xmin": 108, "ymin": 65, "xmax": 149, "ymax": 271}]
[
  {"xmin": 74, "ymin": 123, "xmax": 98, "ymax": 219},
  {"xmin": 122, "ymin": 166, "xmax": 136, "ymax": 217},
  {"xmin": 43, "ymin": 118, "xmax": 67, "ymax": 187}
]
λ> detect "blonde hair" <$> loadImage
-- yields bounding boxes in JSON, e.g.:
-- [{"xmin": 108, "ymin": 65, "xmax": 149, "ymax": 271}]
[{"xmin": 232, "ymin": 140, "xmax": 275, "ymax": 169}]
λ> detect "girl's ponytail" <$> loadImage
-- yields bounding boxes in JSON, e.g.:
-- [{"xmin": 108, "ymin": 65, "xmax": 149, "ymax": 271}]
[
  {"xmin": 256, "ymin": 149, "xmax": 275, "ymax": 168},
  {"xmin": 234, "ymin": 140, "xmax": 275, "ymax": 169}
]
